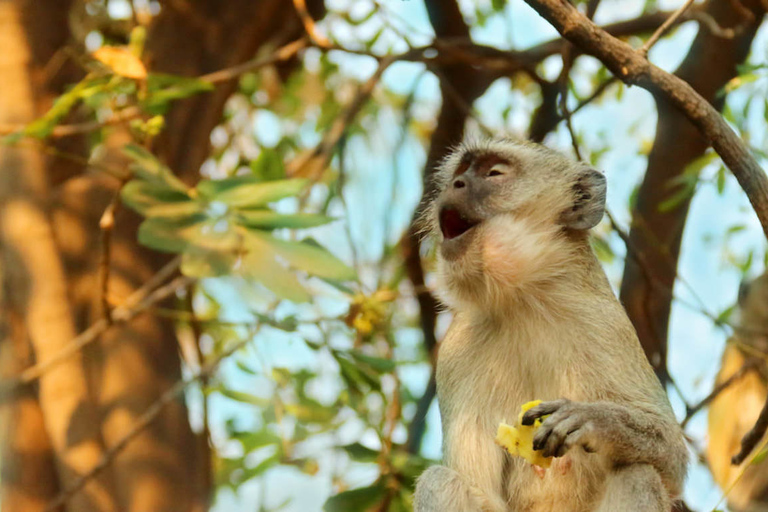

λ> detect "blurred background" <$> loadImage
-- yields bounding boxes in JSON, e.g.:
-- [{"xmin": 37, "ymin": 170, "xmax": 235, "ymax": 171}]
[{"xmin": 1, "ymin": 0, "xmax": 767, "ymax": 511}]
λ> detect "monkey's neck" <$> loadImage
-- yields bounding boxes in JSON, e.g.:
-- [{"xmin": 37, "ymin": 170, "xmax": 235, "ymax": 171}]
[{"xmin": 476, "ymin": 242, "xmax": 616, "ymax": 326}]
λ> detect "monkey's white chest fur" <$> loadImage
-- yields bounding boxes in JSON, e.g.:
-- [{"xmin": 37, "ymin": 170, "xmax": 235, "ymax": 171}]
[{"xmin": 436, "ymin": 315, "xmax": 608, "ymax": 512}]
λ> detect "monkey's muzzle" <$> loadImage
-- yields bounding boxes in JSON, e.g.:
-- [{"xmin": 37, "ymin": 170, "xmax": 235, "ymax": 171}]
[{"xmin": 439, "ymin": 206, "xmax": 480, "ymax": 240}]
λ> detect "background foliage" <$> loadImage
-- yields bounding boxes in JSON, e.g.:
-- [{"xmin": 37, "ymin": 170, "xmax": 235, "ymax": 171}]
[{"xmin": 2, "ymin": 1, "xmax": 768, "ymax": 511}]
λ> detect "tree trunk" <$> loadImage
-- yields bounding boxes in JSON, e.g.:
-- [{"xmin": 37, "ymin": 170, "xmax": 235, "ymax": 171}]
[
  {"xmin": 619, "ymin": 0, "xmax": 765, "ymax": 382},
  {"xmin": 0, "ymin": 2, "xmax": 116, "ymax": 511}
]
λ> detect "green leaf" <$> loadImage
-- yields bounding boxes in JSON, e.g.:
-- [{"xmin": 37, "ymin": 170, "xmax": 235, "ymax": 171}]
[
  {"xmin": 250, "ymin": 149, "xmax": 286, "ymax": 181},
  {"xmin": 199, "ymin": 178, "xmax": 308, "ymax": 208},
  {"xmin": 752, "ymin": 448, "xmax": 768, "ymax": 465},
  {"xmin": 236, "ymin": 211, "xmax": 335, "ymax": 230},
  {"xmin": 658, "ymin": 184, "xmax": 695, "ymax": 213},
  {"xmin": 122, "ymin": 144, "xmax": 188, "ymax": 193},
  {"xmin": 715, "ymin": 305, "xmax": 736, "ymax": 326},
  {"xmin": 142, "ymin": 73, "xmax": 214, "ymax": 113},
  {"xmin": 723, "ymin": 72, "xmax": 760, "ymax": 95},
  {"xmin": 285, "ymin": 398, "xmax": 337, "ymax": 423},
  {"xmin": 121, "ymin": 180, "xmax": 197, "ymax": 217},
  {"xmin": 181, "ymin": 246, "xmax": 238, "ymax": 278},
  {"xmin": 335, "ymin": 351, "xmax": 381, "ymax": 392},
  {"xmin": 231, "ymin": 429, "xmax": 282, "ymax": 452},
  {"xmin": 248, "ymin": 232, "xmax": 355, "ymax": 281},
  {"xmin": 239, "ymin": 236, "xmax": 311, "ymax": 302},
  {"xmin": 590, "ymin": 235, "xmax": 614, "ymax": 264},
  {"xmin": 24, "ymin": 77, "xmax": 110, "ymax": 138},
  {"xmin": 716, "ymin": 166, "xmax": 726, "ymax": 194},
  {"xmin": 239, "ymin": 452, "xmax": 281, "ymax": 482},
  {"xmin": 323, "ymin": 482, "xmax": 387, "ymax": 512},
  {"xmin": 218, "ymin": 388, "xmax": 271, "ymax": 407},
  {"xmin": 138, "ymin": 215, "xmax": 206, "ymax": 253},
  {"xmin": 342, "ymin": 442, "xmax": 380, "ymax": 463},
  {"xmin": 235, "ymin": 360, "xmax": 258, "ymax": 375},
  {"xmin": 350, "ymin": 350, "xmax": 396, "ymax": 373}
]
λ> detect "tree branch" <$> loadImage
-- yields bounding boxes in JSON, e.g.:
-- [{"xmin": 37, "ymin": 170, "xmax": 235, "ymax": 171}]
[
  {"xmin": 681, "ymin": 360, "xmax": 758, "ymax": 429},
  {"xmin": 0, "ymin": 257, "xmax": 183, "ymax": 391},
  {"xmin": 42, "ymin": 321, "xmax": 262, "ymax": 512},
  {"xmin": 522, "ymin": 0, "xmax": 768, "ymax": 238},
  {"xmin": 732, "ymin": 392, "xmax": 768, "ymax": 465}
]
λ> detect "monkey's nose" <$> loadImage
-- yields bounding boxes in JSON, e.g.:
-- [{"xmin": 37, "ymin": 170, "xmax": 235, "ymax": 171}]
[{"xmin": 453, "ymin": 178, "xmax": 466, "ymax": 189}]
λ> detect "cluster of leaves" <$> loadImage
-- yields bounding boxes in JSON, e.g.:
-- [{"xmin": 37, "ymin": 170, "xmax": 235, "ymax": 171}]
[{"xmin": 121, "ymin": 144, "xmax": 355, "ymax": 302}]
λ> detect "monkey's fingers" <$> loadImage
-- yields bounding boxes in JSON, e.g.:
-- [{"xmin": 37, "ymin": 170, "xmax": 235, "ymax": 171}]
[
  {"xmin": 536, "ymin": 416, "xmax": 582, "ymax": 458},
  {"xmin": 522, "ymin": 399, "xmax": 570, "ymax": 426}
]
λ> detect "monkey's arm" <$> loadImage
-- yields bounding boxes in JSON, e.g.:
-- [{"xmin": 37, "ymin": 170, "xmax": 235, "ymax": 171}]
[{"xmin": 522, "ymin": 399, "xmax": 687, "ymax": 496}]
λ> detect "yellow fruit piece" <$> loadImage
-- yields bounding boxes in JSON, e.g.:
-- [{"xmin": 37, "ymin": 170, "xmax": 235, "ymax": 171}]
[{"xmin": 495, "ymin": 400, "xmax": 552, "ymax": 468}]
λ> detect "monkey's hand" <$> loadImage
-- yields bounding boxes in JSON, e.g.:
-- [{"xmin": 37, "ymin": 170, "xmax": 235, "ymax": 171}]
[
  {"xmin": 521, "ymin": 399, "xmax": 599, "ymax": 458},
  {"xmin": 520, "ymin": 398, "xmax": 687, "ymax": 496}
]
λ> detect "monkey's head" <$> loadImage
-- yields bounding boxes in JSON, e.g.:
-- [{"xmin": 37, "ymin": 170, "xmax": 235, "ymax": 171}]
[{"xmin": 425, "ymin": 138, "xmax": 606, "ymax": 311}]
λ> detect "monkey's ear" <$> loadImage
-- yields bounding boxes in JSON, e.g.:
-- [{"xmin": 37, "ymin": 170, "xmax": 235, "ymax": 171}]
[{"xmin": 560, "ymin": 169, "xmax": 606, "ymax": 230}]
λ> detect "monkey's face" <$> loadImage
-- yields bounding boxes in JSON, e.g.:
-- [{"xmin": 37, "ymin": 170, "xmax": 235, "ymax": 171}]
[
  {"xmin": 436, "ymin": 151, "xmax": 510, "ymax": 261},
  {"xmin": 429, "ymin": 139, "xmax": 606, "ymax": 308}
]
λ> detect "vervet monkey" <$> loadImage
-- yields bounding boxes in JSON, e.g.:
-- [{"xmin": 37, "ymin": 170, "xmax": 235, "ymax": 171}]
[
  {"xmin": 413, "ymin": 139, "xmax": 687, "ymax": 512},
  {"xmin": 708, "ymin": 273, "xmax": 768, "ymax": 512}
]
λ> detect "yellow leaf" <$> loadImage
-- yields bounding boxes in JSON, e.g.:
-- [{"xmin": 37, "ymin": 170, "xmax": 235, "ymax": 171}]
[
  {"xmin": 496, "ymin": 400, "xmax": 552, "ymax": 468},
  {"xmin": 93, "ymin": 46, "xmax": 147, "ymax": 79}
]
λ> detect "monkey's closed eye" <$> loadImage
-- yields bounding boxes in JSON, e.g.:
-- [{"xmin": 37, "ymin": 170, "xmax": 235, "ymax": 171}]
[{"xmin": 488, "ymin": 169, "xmax": 503, "ymax": 177}]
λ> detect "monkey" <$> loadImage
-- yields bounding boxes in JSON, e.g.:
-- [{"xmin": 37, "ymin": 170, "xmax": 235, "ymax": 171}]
[
  {"xmin": 707, "ymin": 273, "xmax": 768, "ymax": 512},
  {"xmin": 412, "ymin": 138, "xmax": 688, "ymax": 512}
]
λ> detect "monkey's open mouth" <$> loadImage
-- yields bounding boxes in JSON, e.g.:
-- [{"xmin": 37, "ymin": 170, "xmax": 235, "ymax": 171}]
[{"xmin": 439, "ymin": 207, "xmax": 480, "ymax": 240}]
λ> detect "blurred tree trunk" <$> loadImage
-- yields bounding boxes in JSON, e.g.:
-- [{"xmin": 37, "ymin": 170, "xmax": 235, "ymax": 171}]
[
  {"xmin": 0, "ymin": 1, "xmax": 326, "ymax": 511},
  {"xmin": 619, "ymin": 0, "xmax": 765, "ymax": 382},
  {"xmin": 0, "ymin": 1, "xmax": 117, "ymax": 511}
]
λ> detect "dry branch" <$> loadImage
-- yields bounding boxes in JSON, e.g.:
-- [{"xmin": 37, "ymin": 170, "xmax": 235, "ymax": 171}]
[
  {"xmin": 287, "ymin": 56, "xmax": 394, "ymax": 179},
  {"xmin": 639, "ymin": 0, "xmax": 696, "ymax": 54},
  {"xmin": 523, "ymin": 0, "xmax": 768, "ymax": 239},
  {"xmin": 733, "ymin": 393, "xmax": 768, "ymax": 465},
  {"xmin": 681, "ymin": 360, "xmax": 757, "ymax": 429},
  {"xmin": 0, "ymin": 257, "xmax": 183, "ymax": 391},
  {"xmin": 43, "ymin": 323, "xmax": 260, "ymax": 512}
]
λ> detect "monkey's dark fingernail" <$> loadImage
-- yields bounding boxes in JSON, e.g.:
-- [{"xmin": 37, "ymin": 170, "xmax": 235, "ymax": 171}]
[
  {"xmin": 582, "ymin": 444, "xmax": 595, "ymax": 454},
  {"xmin": 555, "ymin": 445, "xmax": 567, "ymax": 458},
  {"xmin": 521, "ymin": 412, "xmax": 537, "ymax": 426}
]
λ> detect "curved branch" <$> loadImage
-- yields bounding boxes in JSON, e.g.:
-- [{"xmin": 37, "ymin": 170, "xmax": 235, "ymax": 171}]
[{"xmin": 523, "ymin": 0, "xmax": 768, "ymax": 237}]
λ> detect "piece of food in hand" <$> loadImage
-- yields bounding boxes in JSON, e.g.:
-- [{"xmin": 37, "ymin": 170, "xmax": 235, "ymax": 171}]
[{"xmin": 496, "ymin": 400, "xmax": 552, "ymax": 468}]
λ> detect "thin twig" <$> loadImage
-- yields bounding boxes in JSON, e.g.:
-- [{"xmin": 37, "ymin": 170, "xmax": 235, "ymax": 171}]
[
  {"xmin": 198, "ymin": 38, "xmax": 308, "ymax": 84},
  {"xmin": 732, "ymin": 393, "xmax": 768, "ymax": 465},
  {"xmin": 572, "ymin": 77, "xmax": 617, "ymax": 115},
  {"xmin": 558, "ymin": 43, "xmax": 582, "ymax": 160},
  {"xmin": 43, "ymin": 322, "xmax": 261, "ymax": 512},
  {"xmin": 12, "ymin": 257, "xmax": 183, "ymax": 385},
  {"xmin": 429, "ymin": 67, "xmax": 494, "ymax": 137},
  {"xmin": 98, "ymin": 187, "xmax": 124, "ymax": 323},
  {"xmin": 639, "ymin": 0, "xmax": 697, "ymax": 55},
  {"xmin": 680, "ymin": 360, "xmax": 757, "ymax": 429},
  {"xmin": 287, "ymin": 56, "xmax": 395, "ymax": 179},
  {"xmin": 291, "ymin": 0, "xmax": 330, "ymax": 48}
]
